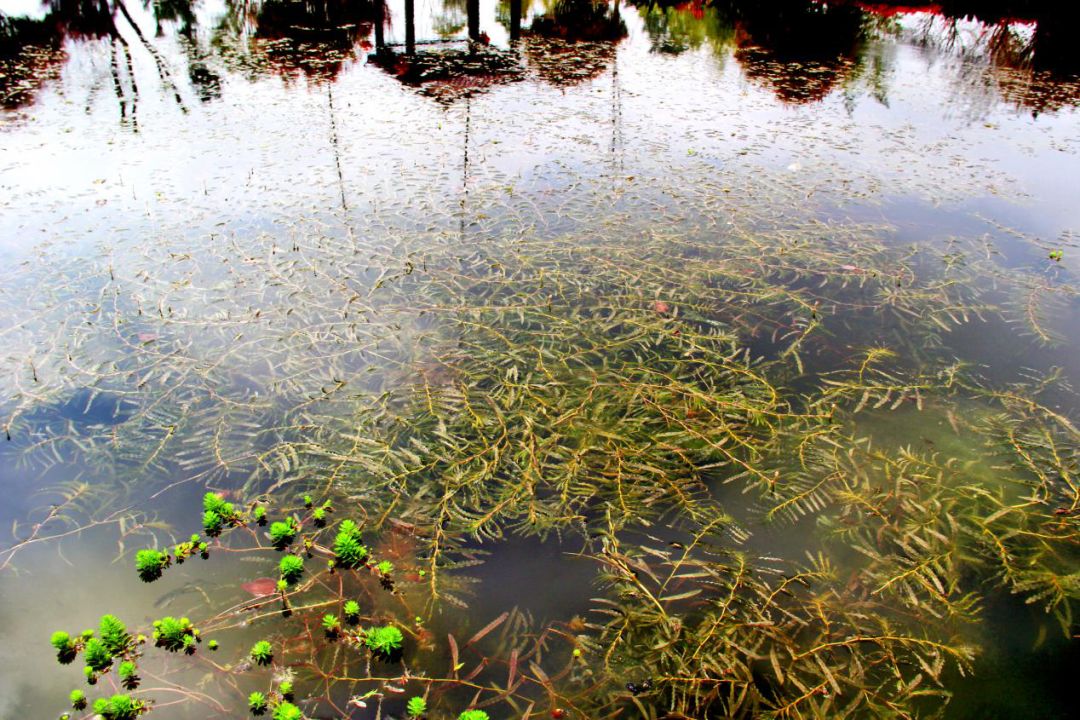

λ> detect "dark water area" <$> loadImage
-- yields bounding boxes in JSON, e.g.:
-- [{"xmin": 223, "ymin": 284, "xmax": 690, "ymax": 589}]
[{"xmin": 1, "ymin": 1, "xmax": 1078, "ymax": 719}]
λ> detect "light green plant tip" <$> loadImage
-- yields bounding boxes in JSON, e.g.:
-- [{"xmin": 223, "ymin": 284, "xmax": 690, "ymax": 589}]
[
  {"xmin": 83, "ymin": 637, "xmax": 112, "ymax": 672},
  {"xmin": 332, "ymin": 519, "xmax": 367, "ymax": 568},
  {"xmin": 202, "ymin": 509, "xmax": 224, "ymax": 537},
  {"xmin": 457, "ymin": 711, "xmax": 489, "ymax": 720},
  {"xmin": 250, "ymin": 640, "xmax": 273, "ymax": 666},
  {"xmin": 135, "ymin": 549, "xmax": 168, "ymax": 582},
  {"xmin": 152, "ymin": 616, "xmax": 195, "ymax": 652},
  {"xmin": 406, "ymin": 696, "xmax": 427, "ymax": 718},
  {"xmin": 272, "ymin": 701, "xmax": 303, "ymax": 720},
  {"xmin": 50, "ymin": 631, "xmax": 72, "ymax": 653},
  {"xmin": 248, "ymin": 691, "xmax": 268, "ymax": 716},
  {"xmin": 96, "ymin": 694, "xmax": 144, "ymax": 720},
  {"xmin": 365, "ymin": 625, "xmax": 403, "ymax": 658},
  {"xmin": 269, "ymin": 519, "xmax": 298, "ymax": 549},
  {"xmin": 279, "ymin": 554, "xmax": 304, "ymax": 585},
  {"xmin": 99, "ymin": 614, "xmax": 130, "ymax": 655}
]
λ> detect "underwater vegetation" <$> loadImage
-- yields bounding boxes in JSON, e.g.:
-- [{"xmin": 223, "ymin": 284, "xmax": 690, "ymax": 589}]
[
  {"xmin": 0, "ymin": 5, "xmax": 1076, "ymax": 714},
  {"xmin": 9, "ymin": 173, "xmax": 1077, "ymax": 716}
]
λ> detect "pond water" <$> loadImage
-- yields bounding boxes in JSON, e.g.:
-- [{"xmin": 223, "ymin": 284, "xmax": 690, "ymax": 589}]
[{"xmin": 1, "ymin": 1, "xmax": 1078, "ymax": 719}]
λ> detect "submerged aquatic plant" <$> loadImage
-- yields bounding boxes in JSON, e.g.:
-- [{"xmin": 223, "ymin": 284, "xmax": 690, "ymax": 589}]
[
  {"xmin": 51, "ymin": 631, "xmax": 76, "ymax": 663},
  {"xmin": 152, "ymin": 616, "xmax": 195, "ymax": 652},
  {"xmin": 457, "ymin": 711, "xmax": 489, "ymax": 720},
  {"xmin": 135, "ymin": 549, "xmax": 168, "ymax": 582},
  {"xmin": 406, "ymin": 697, "xmax": 427, "ymax": 718},
  {"xmin": 93, "ymin": 694, "xmax": 145, "ymax": 720},
  {"xmin": 83, "ymin": 637, "xmax": 112, "ymax": 672},
  {"xmin": 99, "ymin": 614, "xmax": 130, "ymax": 655},
  {"xmin": 117, "ymin": 660, "xmax": 139, "ymax": 689},
  {"xmin": 333, "ymin": 520, "xmax": 367, "ymax": 569},
  {"xmin": 269, "ymin": 519, "xmax": 299, "ymax": 549},
  {"xmin": 279, "ymin": 554, "xmax": 304, "ymax": 585},
  {"xmin": 248, "ymin": 691, "xmax": 268, "ymax": 716},
  {"xmin": 250, "ymin": 640, "xmax": 273, "ymax": 666},
  {"xmin": 272, "ymin": 702, "xmax": 303, "ymax": 720},
  {"xmin": 364, "ymin": 625, "xmax": 403, "ymax": 659}
]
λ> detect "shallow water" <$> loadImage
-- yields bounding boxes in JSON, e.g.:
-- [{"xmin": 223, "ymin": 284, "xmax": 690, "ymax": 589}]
[{"xmin": 1, "ymin": 1, "xmax": 1078, "ymax": 718}]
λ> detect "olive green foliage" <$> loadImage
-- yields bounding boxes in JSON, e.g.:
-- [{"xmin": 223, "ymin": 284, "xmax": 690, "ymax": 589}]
[
  {"xmin": 332, "ymin": 519, "xmax": 367, "ymax": 568},
  {"xmin": 250, "ymin": 640, "xmax": 273, "ymax": 665},
  {"xmin": 278, "ymin": 554, "xmax": 304, "ymax": 585},
  {"xmin": 135, "ymin": 549, "xmax": 168, "ymax": 582}
]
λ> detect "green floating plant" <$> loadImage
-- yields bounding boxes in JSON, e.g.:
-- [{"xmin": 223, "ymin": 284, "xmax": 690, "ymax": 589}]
[
  {"xmin": 152, "ymin": 616, "xmax": 196, "ymax": 653},
  {"xmin": 99, "ymin": 614, "xmax": 131, "ymax": 655},
  {"xmin": 376, "ymin": 560, "xmax": 394, "ymax": 575},
  {"xmin": 253, "ymin": 506, "xmax": 267, "ymax": 525},
  {"xmin": 279, "ymin": 554, "xmax": 304, "ymax": 585},
  {"xmin": 457, "ymin": 711, "xmax": 489, "ymax": 720},
  {"xmin": 69, "ymin": 689, "xmax": 87, "ymax": 710},
  {"xmin": 248, "ymin": 691, "xmax": 268, "ymax": 716},
  {"xmin": 312, "ymin": 507, "xmax": 326, "ymax": 527},
  {"xmin": 322, "ymin": 614, "xmax": 340, "ymax": 637},
  {"xmin": 278, "ymin": 679, "xmax": 294, "ymax": 700},
  {"xmin": 135, "ymin": 549, "xmax": 169, "ymax": 582},
  {"xmin": 303, "ymin": 494, "xmax": 313, "ymax": 508},
  {"xmin": 172, "ymin": 534, "xmax": 204, "ymax": 564},
  {"xmin": 93, "ymin": 694, "xmax": 146, "ymax": 720},
  {"xmin": 51, "ymin": 631, "xmax": 76, "ymax": 663},
  {"xmin": 406, "ymin": 696, "xmax": 427, "ymax": 718},
  {"xmin": 343, "ymin": 600, "xmax": 361, "ymax": 624},
  {"xmin": 250, "ymin": 640, "xmax": 273, "ymax": 666},
  {"xmin": 207, "ymin": 639, "xmax": 219, "ymax": 651},
  {"xmin": 364, "ymin": 625, "xmax": 403, "ymax": 659},
  {"xmin": 272, "ymin": 701, "xmax": 303, "ymax": 720},
  {"xmin": 269, "ymin": 518, "xmax": 299, "ymax": 550},
  {"xmin": 203, "ymin": 492, "xmax": 242, "ymax": 537},
  {"xmin": 333, "ymin": 520, "xmax": 367, "ymax": 569},
  {"xmin": 83, "ymin": 637, "xmax": 113, "ymax": 673},
  {"xmin": 117, "ymin": 660, "xmax": 139, "ymax": 689}
]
